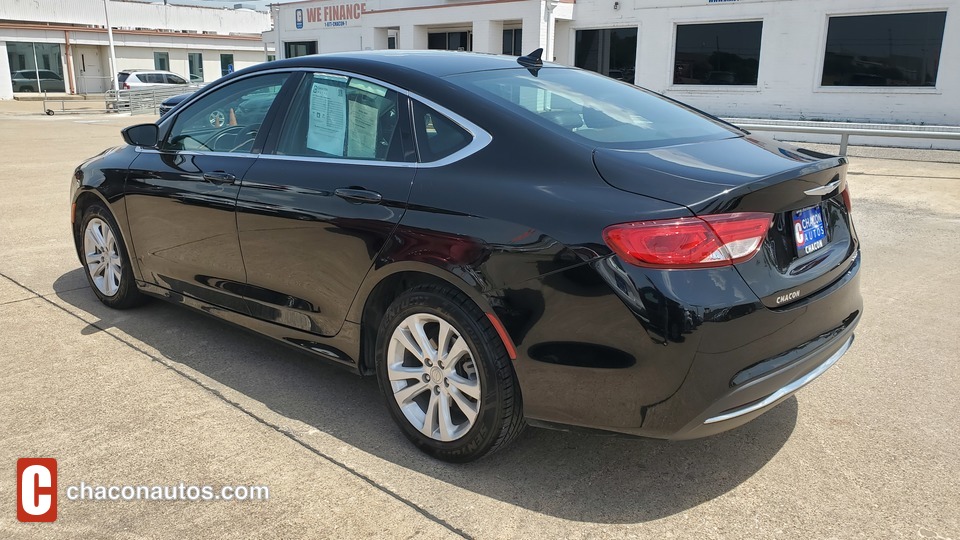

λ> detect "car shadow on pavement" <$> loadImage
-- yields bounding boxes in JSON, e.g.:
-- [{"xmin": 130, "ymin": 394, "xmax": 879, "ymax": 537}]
[{"xmin": 54, "ymin": 269, "xmax": 797, "ymax": 524}]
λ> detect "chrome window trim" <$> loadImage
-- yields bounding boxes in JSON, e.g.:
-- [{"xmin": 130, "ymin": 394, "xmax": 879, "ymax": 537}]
[
  {"xmin": 257, "ymin": 153, "xmax": 417, "ymax": 169},
  {"xmin": 134, "ymin": 147, "xmax": 258, "ymax": 159},
  {"xmin": 154, "ymin": 66, "xmax": 491, "ymax": 168},
  {"xmin": 407, "ymin": 94, "xmax": 492, "ymax": 169}
]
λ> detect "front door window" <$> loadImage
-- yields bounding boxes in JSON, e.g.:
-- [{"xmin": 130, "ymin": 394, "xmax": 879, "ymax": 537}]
[{"xmin": 163, "ymin": 72, "xmax": 289, "ymax": 154}]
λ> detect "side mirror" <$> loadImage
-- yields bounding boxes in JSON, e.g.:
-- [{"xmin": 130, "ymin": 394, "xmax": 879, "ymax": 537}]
[{"xmin": 121, "ymin": 123, "xmax": 159, "ymax": 147}]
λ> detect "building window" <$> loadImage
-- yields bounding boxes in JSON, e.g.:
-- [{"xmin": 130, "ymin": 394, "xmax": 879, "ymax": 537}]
[
  {"xmin": 428, "ymin": 32, "xmax": 471, "ymax": 51},
  {"xmin": 154, "ymin": 52, "xmax": 170, "ymax": 71},
  {"xmin": 503, "ymin": 29, "xmax": 523, "ymax": 56},
  {"xmin": 388, "ymin": 36, "xmax": 397, "ymax": 50},
  {"xmin": 575, "ymin": 28, "xmax": 637, "ymax": 83},
  {"xmin": 188, "ymin": 52, "xmax": 203, "ymax": 83},
  {"xmin": 674, "ymin": 22, "xmax": 762, "ymax": 85},
  {"xmin": 7, "ymin": 42, "xmax": 65, "ymax": 93},
  {"xmin": 220, "ymin": 53, "xmax": 235, "ymax": 76},
  {"xmin": 284, "ymin": 41, "xmax": 317, "ymax": 59},
  {"xmin": 821, "ymin": 12, "xmax": 946, "ymax": 87},
  {"xmin": 266, "ymin": 54, "xmax": 276, "ymax": 62}
]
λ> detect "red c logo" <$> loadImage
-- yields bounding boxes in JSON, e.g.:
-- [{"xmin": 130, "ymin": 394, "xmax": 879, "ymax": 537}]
[{"xmin": 17, "ymin": 458, "xmax": 57, "ymax": 522}]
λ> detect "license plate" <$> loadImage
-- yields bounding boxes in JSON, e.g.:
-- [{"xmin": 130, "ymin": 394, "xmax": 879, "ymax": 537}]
[{"xmin": 792, "ymin": 205, "xmax": 827, "ymax": 256}]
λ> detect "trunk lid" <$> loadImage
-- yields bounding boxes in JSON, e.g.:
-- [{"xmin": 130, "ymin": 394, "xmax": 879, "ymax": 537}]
[{"xmin": 593, "ymin": 135, "xmax": 859, "ymax": 308}]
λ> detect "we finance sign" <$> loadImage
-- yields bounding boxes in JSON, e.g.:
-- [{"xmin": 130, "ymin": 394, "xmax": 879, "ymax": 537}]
[{"xmin": 295, "ymin": 2, "xmax": 365, "ymax": 29}]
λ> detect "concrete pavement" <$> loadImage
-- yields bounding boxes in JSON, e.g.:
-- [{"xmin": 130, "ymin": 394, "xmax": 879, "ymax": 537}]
[{"xmin": 0, "ymin": 106, "xmax": 958, "ymax": 539}]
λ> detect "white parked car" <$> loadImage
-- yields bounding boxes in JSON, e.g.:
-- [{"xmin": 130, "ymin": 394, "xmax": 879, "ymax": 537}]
[{"xmin": 117, "ymin": 70, "xmax": 190, "ymax": 89}]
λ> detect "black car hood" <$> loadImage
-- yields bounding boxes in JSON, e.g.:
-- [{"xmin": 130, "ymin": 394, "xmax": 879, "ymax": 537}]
[{"xmin": 592, "ymin": 135, "xmax": 844, "ymax": 214}]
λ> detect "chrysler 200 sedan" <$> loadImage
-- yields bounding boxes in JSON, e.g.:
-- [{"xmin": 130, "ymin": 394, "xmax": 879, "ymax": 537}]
[{"xmin": 70, "ymin": 50, "xmax": 861, "ymax": 462}]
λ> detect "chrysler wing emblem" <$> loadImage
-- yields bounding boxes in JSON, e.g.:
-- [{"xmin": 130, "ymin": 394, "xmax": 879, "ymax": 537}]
[{"xmin": 804, "ymin": 180, "xmax": 842, "ymax": 196}]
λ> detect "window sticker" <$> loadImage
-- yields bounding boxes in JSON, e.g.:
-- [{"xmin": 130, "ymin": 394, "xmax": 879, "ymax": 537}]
[
  {"xmin": 307, "ymin": 78, "xmax": 347, "ymax": 155},
  {"xmin": 347, "ymin": 78, "xmax": 388, "ymax": 97},
  {"xmin": 347, "ymin": 101, "xmax": 379, "ymax": 159}
]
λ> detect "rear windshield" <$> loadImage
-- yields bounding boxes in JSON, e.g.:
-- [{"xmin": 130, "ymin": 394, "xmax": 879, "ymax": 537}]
[
  {"xmin": 117, "ymin": 73, "xmax": 130, "ymax": 83},
  {"xmin": 446, "ymin": 68, "xmax": 737, "ymax": 149}
]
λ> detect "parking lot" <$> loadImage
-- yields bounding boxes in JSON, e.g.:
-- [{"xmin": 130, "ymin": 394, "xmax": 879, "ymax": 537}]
[{"xmin": 0, "ymin": 104, "xmax": 958, "ymax": 539}]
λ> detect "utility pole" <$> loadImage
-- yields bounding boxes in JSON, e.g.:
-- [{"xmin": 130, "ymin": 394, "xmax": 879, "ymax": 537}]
[{"xmin": 103, "ymin": 0, "xmax": 119, "ymax": 91}]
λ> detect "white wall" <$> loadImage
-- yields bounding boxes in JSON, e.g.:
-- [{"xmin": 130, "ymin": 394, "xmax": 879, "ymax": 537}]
[
  {"xmin": 570, "ymin": 0, "xmax": 960, "ymax": 125},
  {"xmin": 267, "ymin": 0, "xmax": 959, "ymax": 126},
  {"xmin": 270, "ymin": 0, "xmax": 546, "ymax": 56},
  {"xmin": 0, "ymin": 0, "xmax": 270, "ymax": 36},
  {"xmin": 0, "ymin": 42, "xmax": 12, "ymax": 99}
]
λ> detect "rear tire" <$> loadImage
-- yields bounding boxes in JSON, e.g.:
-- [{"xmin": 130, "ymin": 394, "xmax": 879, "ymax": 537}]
[
  {"xmin": 78, "ymin": 204, "xmax": 147, "ymax": 309},
  {"xmin": 375, "ymin": 284, "xmax": 525, "ymax": 462}
]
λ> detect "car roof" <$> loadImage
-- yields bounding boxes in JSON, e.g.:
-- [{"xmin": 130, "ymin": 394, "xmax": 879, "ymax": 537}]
[
  {"xmin": 122, "ymin": 69, "xmax": 178, "ymax": 74},
  {"xmin": 258, "ymin": 50, "xmax": 561, "ymax": 80}
]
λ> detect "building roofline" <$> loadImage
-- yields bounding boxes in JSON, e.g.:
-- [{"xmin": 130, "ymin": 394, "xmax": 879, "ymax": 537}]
[
  {"xmin": 0, "ymin": 22, "xmax": 264, "ymax": 41},
  {"xmin": 271, "ymin": 0, "xmax": 573, "ymax": 11}
]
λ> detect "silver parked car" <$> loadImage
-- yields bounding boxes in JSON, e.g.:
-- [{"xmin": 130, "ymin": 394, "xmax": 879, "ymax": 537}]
[{"xmin": 11, "ymin": 70, "xmax": 65, "ymax": 92}]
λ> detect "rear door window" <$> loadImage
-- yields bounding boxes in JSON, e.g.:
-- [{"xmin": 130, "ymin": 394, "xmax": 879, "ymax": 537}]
[
  {"xmin": 274, "ymin": 73, "xmax": 404, "ymax": 162},
  {"xmin": 166, "ymin": 74, "xmax": 187, "ymax": 85}
]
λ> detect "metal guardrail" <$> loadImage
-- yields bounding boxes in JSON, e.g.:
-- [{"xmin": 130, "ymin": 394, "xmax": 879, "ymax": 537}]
[
  {"xmin": 731, "ymin": 120, "xmax": 960, "ymax": 155},
  {"xmin": 106, "ymin": 85, "xmax": 201, "ymax": 115},
  {"xmin": 41, "ymin": 85, "xmax": 200, "ymax": 116}
]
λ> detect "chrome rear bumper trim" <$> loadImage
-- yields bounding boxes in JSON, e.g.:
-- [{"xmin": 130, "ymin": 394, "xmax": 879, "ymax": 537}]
[{"xmin": 703, "ymin": 335, "xmax": 854, "ymax": 425}]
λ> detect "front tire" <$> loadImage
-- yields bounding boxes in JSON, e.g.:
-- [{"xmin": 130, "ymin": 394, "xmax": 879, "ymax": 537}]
[
  {"xmin": 78, "ymin": 204, "xmax": 147, "ymax": 309},
  {"xmin": 375, "ymin": 284, "xmax": 524, "ymax": 462}
]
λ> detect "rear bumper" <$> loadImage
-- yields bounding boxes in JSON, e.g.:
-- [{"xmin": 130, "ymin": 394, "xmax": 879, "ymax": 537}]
[
  {"xmin": 669, "ymin": 326, "xmax": 855, "ymax": 440},
  {"xmin": 511, "ymin": 249, "xmax": 861, "ymax": 440}
]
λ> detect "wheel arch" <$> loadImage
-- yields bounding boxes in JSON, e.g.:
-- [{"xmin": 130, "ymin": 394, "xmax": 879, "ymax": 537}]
[
  {"xmin": 72, "ymin": 190, "xmax": 111, "ymax": 255},
  {"xmin": 350, "ymin": 263, "xmax": 506, "ymax": 376},
  {"xmin": 72, "ymin": 187, "xmax": 143, "ymax": 282}
]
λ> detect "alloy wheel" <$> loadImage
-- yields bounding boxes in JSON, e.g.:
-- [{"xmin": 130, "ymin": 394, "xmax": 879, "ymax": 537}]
[
  {"xmin": 83, "ymin": 217, "xmax": 122, "ymax": 297},
  {"xmin": 387, "ymin": 313, "xmax": 481, "ymax": 442}
]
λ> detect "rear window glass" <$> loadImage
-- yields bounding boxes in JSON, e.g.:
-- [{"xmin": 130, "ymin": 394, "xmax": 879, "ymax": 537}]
[
  {"xmin": 117, "ymin": 73, "xmax": 130, "ymax": 83},
  {"xmin": 446, "ymin": 68, "xmax": 737, "ymax": 149}
]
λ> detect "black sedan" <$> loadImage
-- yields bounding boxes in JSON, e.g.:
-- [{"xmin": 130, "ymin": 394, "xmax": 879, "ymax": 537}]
[{"xmin": 70, "ymin": 50, "xmax": 861, "ymax": 462}]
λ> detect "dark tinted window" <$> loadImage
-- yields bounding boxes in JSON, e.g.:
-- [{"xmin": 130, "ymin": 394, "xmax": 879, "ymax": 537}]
[
  {"xmin": 576, "ymin": 28, "xmax": 638, "ymax": 83},
  {"xmin": 154, "ymin": 52, "xmax": 169, "ymax": 71},
  {"xmin": 428, "ymin": 32, "xmax": 470, "ymax": 51},
  {"xmin": 220, "ymin": 54, "xmax": 235, "ymax": 76},
  {"xmin": 166, "ymin": 74, "xmax": 187, "ymax": 85},
  {"xmin": 117, "ymin": 72, "xmax": 130, "ymax": 83},
  {"xmin": 449, "ymin": 68, "xmax": 735, "ymax": 149},
  {"xmin": 275, "ymin": 73, "xmax": 403, "ymax": 162},
  {"xmin": 821, "ymin": 12, "xmax": 946, "ymax": 87},
  {"xmin": 674, "ymin": 22, "xmax": 762, "ymax": 85},
  {"xmin": 284, "ymin": 41, "xmax": 317, "ymax": 59},
  {"xmin": 411, "ymin": 101, "xmax": 471, "ymax": 162},
  {"xmin": 503, "ymin": 29, "xmax": 523, "ymax": 56},
  {"xmin": 162, "ymin": 72, "xmax": 288, "ymax": 153}
]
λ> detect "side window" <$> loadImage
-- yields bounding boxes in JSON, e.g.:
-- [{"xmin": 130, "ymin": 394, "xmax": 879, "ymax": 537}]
[
  {"xmin": 411, "ymin": 101, "xmax": 471, "ymax": 162},
  {"xmin": 166, "ymin": 74, "xmax": 187, "ymax": 85},
  {"xmin": 144, "ymin": 73, "xmax": 164, "ymax": 84},
  {"xmin": 275, "ymin": 73, "xmax": 403, "ymax": 162},
  {"xmin": 161, "ymin": 72, "xmax": 289, "ymax": 153}
]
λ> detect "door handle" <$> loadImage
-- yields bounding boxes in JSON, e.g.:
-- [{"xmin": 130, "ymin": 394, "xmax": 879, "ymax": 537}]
[
  {"xmin": 334, "ymin": 188, "xmax": 382, "ymax": 204},
  {"xmin": 202, "ymin": 171, "xmax": 236, "ymax": 185}
]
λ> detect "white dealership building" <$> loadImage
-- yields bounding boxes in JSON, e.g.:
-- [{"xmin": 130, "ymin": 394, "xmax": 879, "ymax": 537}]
[
  {"xmin": 263, "ymin": 0, "xmax": 960, "ymax": 126},
  {"xmin": 0, "ymin": 0, "xmax": 273, "ymax": 99}
]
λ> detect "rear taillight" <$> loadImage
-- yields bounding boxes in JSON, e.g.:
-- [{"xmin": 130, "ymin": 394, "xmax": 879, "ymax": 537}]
[
  {"xmin": 122, "ymin": 82, "xmax": 130, "ymax": 90},
  {"xmin": 841, "ymin": 187, "xmax": 852, "ymax": 212},
  {"xmin": 603, "ymin": 212, "xmax": 773, "ymax": 268}
]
